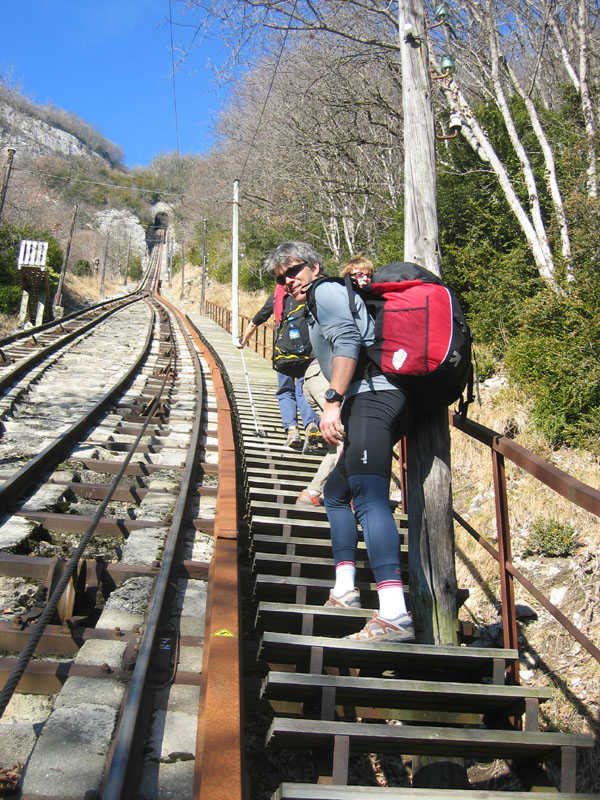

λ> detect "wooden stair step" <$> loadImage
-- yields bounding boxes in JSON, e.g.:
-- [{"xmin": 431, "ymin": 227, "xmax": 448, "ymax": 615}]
[
  {"xmin": 259, "ymin": 632, "xmax": 516, "ymax": 683},
  {"xmin": 251, "ymin": 534, "xmax": 371, "ymax": 557},
  {"xmin": 272, "ymin": 783, "xmax": 599, "ymax": 800},
  {"xmin": 254, "ymin": 575, "xmax": 468, "ymax": 608},
  {"xmin": 256, "ymin": 602, "xmax": 376, "ymax": 637},
  {"xmin": 246, "ymin": 465, "xmax": 319, "ymax": 479},
  {"xmin": 262, "ymin": 671, "xmax": 552, "ymax": 719},
  {"xmin": 250, "ymin": 501, "xmax": 329, "ymax": 518},
  {"xmin": 254, "ymin": 574, "xmax": 382, "ymax": 604},
  {"xmin": 251, "ymin": 516, "xmax": 333, "ymax": 533},
  {"xmin": 252, "ymin": 552, "xmax": 407, "ymax": 580},
  {"xmin": 246, "ymin": 475, "xmax": 315, "ymax": 490},
  {"xmin": 244, "ymin": 450, "xmax": 325, "ymax": 464},
  {"xmin": 266, "ymin": 717, "xmax": 593, "ymax": 772}
]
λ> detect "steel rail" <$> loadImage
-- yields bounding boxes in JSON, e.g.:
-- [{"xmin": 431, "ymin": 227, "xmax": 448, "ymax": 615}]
[
  {"xmin": 0, "ymin": 301, "xmax": 172, "ymax": 717},
  {"xmin": 0, "ymin": 295, "xmax": 143, "ymax": 396},
  {"xmin": 183, "ymin": 313, "xmax": 242, "ymax": 800},
  {"xmin": 101, "ymin": 293, "xmax": 205, "ymax": 799},
  {"xmin": 0, "ymin": 294, "xmax": 137, "ymax": 349},
  {"xmin": 0, "ymin": 297, "xmax": 156, "ymax": 509}
]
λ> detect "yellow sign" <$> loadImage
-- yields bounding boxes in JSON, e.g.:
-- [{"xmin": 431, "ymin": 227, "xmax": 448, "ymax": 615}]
[{"xmin": 214, "ymin": 628, "xmax": 235, "ymax": 637}]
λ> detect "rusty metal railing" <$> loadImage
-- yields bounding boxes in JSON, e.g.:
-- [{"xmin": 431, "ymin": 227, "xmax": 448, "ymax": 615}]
[
  {"xmin": 204, "ymin": 301, "xmax": 275, "ymax": 362},
  {"xmin": 448, "ymin": 412, "xmax": 600, "ymax": 681}
]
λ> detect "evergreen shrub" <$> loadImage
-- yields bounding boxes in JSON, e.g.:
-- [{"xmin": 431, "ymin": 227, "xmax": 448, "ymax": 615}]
[
  {"xmin": 0, "ymin": 285, "xmax": 21, "ymax": 313},
  {"xmin": 72, "ymin": 259, "xmax": 91, "ymax": 276},
  {"xmin": 506, "ymin": 290, "xmax": 600, "ymax": 452}
]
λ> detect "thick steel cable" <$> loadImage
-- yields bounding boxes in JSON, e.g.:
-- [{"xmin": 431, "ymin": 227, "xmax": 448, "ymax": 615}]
[
  {"xmin": 239, "ymin": 0, "xmax": 299, "ymax": 182},
  {"xmin": 0, "ymin": 305, "xmax": 174, "ymax": 718},
  {"xmin": 102, "ymin": 295, "xmax": 204, "ymax": 799}
]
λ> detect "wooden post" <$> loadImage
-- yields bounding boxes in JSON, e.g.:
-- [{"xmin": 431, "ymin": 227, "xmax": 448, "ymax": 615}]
[
  {"xmin": 0, "ymin": 148, "xmax": 15, "ymax": 223},
  {"xmin": 400, "ymin": 0, "xmax": 465, "ymax": 787},
  {"xmin": 180, "ymin": 239, "xmax": 186, "ymax": 301},
  {"xmin": 100, "ymin": 227, "xmax": 111, "ymax": 299},
  {"xmin": 53, "ymin": 204, "xmax": 78, "ymax": 312},
  {"xmin": 200, "ymin": 217, "xmax": 208, "ymax": 314},
  {"xmin": 231, "ymin": 179, "xmax": 240, "ymax": 341}
]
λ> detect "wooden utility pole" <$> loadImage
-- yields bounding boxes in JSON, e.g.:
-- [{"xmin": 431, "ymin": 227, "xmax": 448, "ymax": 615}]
[
  {"xmin": 53, "ymin": 204, "xmax": 78, "ymax": 311},
  {"xmin": 123, "ymin": 232, "xmax": 131, "ymax": 285},
  {"xmin": 180, "ymin": 239, "xmax": 186, "ymax": 301},
  {"xmin": 0, "ymin": 148, "xmax": 16, "ymax": 224},
  {"xmin": 200, "ymin": 218, "xmax": 208, "ymax": 315},
  {"xmin": 100, "ymin": 227, "xmax": 111, "ymax": 299},
  {"xmin": 231, "ymin": 179, "xmax": 240, "ymax": 340},
  {"xmin": 400, "ymin": 0, "xmax": 465, "ymax": 788}
]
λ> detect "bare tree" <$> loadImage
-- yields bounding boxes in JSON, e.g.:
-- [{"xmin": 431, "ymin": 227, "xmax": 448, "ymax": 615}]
[{"xmin": 184, "ymin": 0, "xmax": 599, "ymax": 288}]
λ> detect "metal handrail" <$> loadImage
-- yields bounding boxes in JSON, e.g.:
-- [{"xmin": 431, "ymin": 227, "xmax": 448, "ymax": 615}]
[
  {"xmin": 204, "ymin": 300, "xmax": 275, "ymax": 362},
  {"xmin": 448, "ymin": 411, "xmax": 600, "ymax": 677}
]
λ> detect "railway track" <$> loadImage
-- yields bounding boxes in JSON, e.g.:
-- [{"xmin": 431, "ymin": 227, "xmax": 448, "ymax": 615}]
[
  {"xmin": 0, "ymin": 250, "xmax": 232, "ymax": 799},
  {"xmin": 0, "ymin": 251, "xmax": 597, "ymax": 799}
]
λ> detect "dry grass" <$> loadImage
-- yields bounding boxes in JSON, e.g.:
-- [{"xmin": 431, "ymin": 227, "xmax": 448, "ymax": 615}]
[
  {"xmin": 0, "ymin": 273, "xmax": 126, "ymax": 338},
  {"xmin": 451, "ymin": 375, "xmax": 600, "ymax": 791}
]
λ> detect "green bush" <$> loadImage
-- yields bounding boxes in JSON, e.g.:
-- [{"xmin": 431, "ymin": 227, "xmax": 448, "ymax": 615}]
[
  {"xmin": 72, "ymin": 259, "xmax": 91, "ymax": 276},
  {"xmin": 0, "ymin": 284, "xmax": 21, "ymax": 313},
  {"xmin": 523, "ymin": 518, "xmax": 577, "ymax": 558},
  {"xmin": 128, "ymin": 255, "xmax": 142, "ymax": 280},
  {"xmin": 506, "ymin": 289, "xmax": 600, "ymax": 451},
  {"xmin": 472, "ymin": 345, "xmax": 497, "ymax": 383}
]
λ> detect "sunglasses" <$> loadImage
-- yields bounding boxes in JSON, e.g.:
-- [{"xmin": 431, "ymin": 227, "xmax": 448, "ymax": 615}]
[{"xmin": 276, "ymin": 261, "xmax": 309, "ymax": 284}]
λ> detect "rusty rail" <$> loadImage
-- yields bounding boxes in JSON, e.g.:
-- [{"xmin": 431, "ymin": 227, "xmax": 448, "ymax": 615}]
[
  {"xmin": 161, "ymin": 299, "xmax": 242, "ymax": 800},
  {"xmin": 203, "ymin": 299, "xmax": 600, "ymax": 683}
]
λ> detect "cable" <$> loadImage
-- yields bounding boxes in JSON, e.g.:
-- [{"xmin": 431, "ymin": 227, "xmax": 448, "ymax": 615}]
[
  {"xmin": 168, "ymin": 0, "xmax": 182, "ymax": 158},
  {"xmin": 239, "ymin": 0, "xmax": 299, "ymax": 182},
  {"xmin": 12, "ymin": 167, "xmax": 183, "ymax": 197}
]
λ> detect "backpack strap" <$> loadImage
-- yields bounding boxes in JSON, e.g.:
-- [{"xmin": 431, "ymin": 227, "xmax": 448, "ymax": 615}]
[
  {"xmin": 457, "ymin": 335, "xmax": 476, "ymax": 418},
  {"xmin": 306, "ymin": 274, "xmax": 360, "ymax": 321}
]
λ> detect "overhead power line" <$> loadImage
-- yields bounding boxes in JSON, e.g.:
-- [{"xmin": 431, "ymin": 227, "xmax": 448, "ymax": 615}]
[
  {"xmin": 168, "ymin": 0, "xmax": 182, "ymax": 158},
  {"xmin": 12, "ymin": 167, "xmax": 183, "ymax": 197},
  {"xmin": 239, "ymin": 0, "xmax": 299, "ymax": 183}
]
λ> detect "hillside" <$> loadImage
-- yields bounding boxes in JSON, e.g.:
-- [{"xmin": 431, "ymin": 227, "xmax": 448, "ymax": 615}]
[{"xmin": 0, "ymin": 82, "xmax": 122, "ymax": 167}]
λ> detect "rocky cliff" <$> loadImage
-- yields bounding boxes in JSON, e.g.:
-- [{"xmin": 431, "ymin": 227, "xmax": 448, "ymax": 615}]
[{"xmin": 0, "ymin": 90, "xmax": 121, "ymax": 166}]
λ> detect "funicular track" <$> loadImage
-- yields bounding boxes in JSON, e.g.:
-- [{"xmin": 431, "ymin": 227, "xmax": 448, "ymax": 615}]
[
  {"xmin": 191, "ymin": 309, "xmax": 600, "ymax": 800},
  {"xmin": 0, "ymin": 251, "xmax": 243, "ymax": 800},
  {"xmin": 0, "ymin": 250, "xmax": 155, "ymax": 397}
]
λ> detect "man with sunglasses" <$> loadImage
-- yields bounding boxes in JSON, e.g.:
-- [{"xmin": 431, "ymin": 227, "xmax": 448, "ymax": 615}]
[{"xmin": 265, "ymin": 242, "xmax": 415, "ymax": 642}]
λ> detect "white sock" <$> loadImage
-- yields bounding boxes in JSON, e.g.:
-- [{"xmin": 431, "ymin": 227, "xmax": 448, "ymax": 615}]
[
  {"xmin": 377, "ymin": 581, "xmax": 407, "ymax": 621},
  {"xmin": 332, "ymin": 561, "xmax": 356, "ymax": 597}
]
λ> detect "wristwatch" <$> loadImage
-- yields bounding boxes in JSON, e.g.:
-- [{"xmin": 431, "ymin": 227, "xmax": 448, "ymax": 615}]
[{"xmin": 324, "ymin": 388, "xmax": 344, "ymax": 404}]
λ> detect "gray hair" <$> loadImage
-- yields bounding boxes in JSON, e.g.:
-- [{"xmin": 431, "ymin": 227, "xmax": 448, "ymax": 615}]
[{"xmin": 263, "ymin": 241, "xmax": 323, "ymax": 273}]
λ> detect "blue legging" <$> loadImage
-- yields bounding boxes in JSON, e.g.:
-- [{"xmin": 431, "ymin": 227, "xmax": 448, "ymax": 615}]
[{"xmin": 323, "ymin": 389, "xmax": 412, "ymax": 584}]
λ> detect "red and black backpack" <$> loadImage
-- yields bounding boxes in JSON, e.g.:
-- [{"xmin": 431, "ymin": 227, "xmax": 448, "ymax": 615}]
[{"xmin": 307, "ymin": 261, "xmax": 473, "ymax": 413}]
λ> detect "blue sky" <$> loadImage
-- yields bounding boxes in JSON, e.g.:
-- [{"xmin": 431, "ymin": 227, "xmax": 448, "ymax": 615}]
[{"xmin": 1, "ymin": 0, "xmax": 229, "ymax": 168}]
